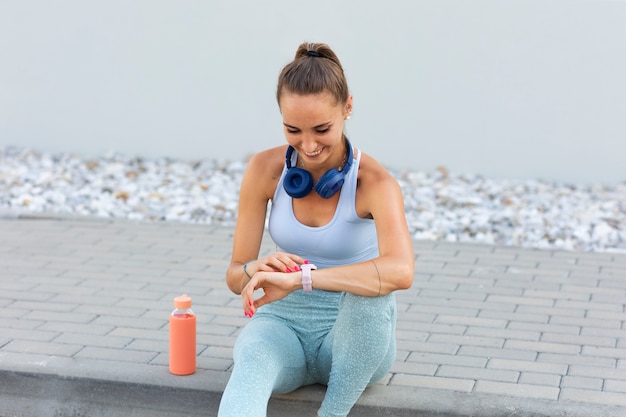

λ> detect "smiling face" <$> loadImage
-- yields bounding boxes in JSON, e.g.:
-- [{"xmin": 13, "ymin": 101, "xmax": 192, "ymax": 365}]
[{"xmin": 280, "ymin": 91, "xmax": 352, "ymax": 172}]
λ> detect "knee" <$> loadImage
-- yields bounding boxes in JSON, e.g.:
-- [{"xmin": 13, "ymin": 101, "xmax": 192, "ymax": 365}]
[{"xmin": 232, "ymin": 333, "xmax": 308, "ymax": 395}]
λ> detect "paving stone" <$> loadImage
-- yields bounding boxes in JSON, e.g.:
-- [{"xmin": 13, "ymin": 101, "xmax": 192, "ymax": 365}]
[
  {"xmin": 560, "ymin": 375, "xmax": 603, "ymax": 390},
  {"xmin": 503, "ymin": 340, "xmax": 582, "ymax": 355},
  {"xmin": 74, "ymin": 346, "xmax": 158, "ymax": 363},
  {"xmin": 2, "ymin": 340, "xmax": 83, "ymax": 357},
  {"xmin": 518, "ymin": 372, "xmax": 561, "ymax": 387},
  {"xmin": 474, "ymin": 380, "xmax": 559, "ymax": 400},
  {"xmin": 487, "ymin": 358, "xmax": 568, "ymax": 375},
  {"xmin": 560, "ymin": 388, "xmax": 626, "ymax": 407},
  {"xmin": 437, "ymin": 365, "xmax": 518, "ymax": 383},
  {"xmin": 390, "ymin": 374, "xmax": 475, "ymax": 392},
  {"xmin": 457, "ymin": 346, "xmax": 537, "ymax": 362}
]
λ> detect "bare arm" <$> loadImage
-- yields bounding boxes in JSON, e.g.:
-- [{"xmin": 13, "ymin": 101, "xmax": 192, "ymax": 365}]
[{"xmin": 226, "ymin": 147, "xmax": 306, "ymax": 294}]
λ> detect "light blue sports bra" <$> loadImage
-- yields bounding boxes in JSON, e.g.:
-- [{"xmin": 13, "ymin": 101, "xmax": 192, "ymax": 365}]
[{"xmin": 268, "ymin": 147, "xmax": 379, "ymax": 270}]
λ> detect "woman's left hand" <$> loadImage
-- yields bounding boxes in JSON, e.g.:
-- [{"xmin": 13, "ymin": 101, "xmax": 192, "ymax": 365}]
[{"xmin": 241, "ymin": 271, "xmax": 300, "ymax": 317}]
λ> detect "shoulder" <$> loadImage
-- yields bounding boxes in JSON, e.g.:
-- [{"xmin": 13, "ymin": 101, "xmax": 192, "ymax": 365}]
[
  {"xmin": 354, "ymin": 149, "xmax": 404, "ymax": 219},
  {"xmin": 241, "ymin": 145, "xmax": 288, "ymax": 199},
  {"xmin": 245, "ymin": 145, "xmax": 288, "ymax": 178},
  {"xmin": 356, "ymin": 150, "xmax": 397, "ymax": 190}
]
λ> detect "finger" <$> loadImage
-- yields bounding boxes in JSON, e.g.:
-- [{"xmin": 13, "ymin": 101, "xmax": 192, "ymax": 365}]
[
  {"xmin": 241, "ymin": 293, "xmax": 253, "ymax": 317},
  {"xmin": 258, "ymin": 263, "xmax": 278, "ymax": 273},
  {"xmin": 287, "ymin": 253, "xmax": 308, "ymax": 264},
  {"xmin": 258, "ymin": 254, "xmax": 283, "ymax": 272},
  {"xmin": 241, "ymin": 281, "xmax": 257, "ymax": 317},
  {"xmin": 284, "ymin": 253, "xmax": 308, "ymax": 271},
  {"xmin": 245, "ymin": 299, "xmax": 256, "ymax": 318},
  {"xmin": 252, "ymin": 293, "xmax": 269, "ymax": 310},
  {"xmin": 269, "ymin": 253, "xmax": 306, "ymax": 272}
]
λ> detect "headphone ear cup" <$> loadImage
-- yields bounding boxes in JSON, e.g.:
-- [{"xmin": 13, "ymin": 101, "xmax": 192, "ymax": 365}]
[
  {"xmin": 315, "ymin": 169, "xmax": 345, "ymax": 199},
  {"xmin": 283, "ymin": 167, "xmax": 314, "ymax": 198}
]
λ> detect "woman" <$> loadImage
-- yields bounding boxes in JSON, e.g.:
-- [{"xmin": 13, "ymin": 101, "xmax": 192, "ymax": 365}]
[{"xmin": 219, "ymin": 42, "xmax": 414, "ymax": 417}]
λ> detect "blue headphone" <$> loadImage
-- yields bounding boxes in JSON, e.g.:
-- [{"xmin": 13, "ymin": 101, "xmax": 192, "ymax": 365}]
[{"xmin": 283, "ymin": 138, "xmax": 354, "ymax": 199}]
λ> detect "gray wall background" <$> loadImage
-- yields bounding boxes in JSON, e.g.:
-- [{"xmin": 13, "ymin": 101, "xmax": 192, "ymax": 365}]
[{"xmin": 1, "ymin": 0, "xmax": 624, "ymax": 184}]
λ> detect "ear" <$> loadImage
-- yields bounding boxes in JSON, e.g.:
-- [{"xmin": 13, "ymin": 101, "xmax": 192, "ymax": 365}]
[{"xmin": 344, "ymin": 95, "xmax": 353, "ymax": 119}]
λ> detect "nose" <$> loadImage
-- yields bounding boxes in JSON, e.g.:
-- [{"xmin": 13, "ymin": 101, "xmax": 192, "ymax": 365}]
[{"xmin": 300, "ymin": 134, "xmax": 318, "ymax": 154}]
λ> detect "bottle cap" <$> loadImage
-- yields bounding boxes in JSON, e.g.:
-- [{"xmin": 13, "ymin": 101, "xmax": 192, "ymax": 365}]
[{"xmin": 174, "ymin": 294, "xmax": 192, "ymax": 309}]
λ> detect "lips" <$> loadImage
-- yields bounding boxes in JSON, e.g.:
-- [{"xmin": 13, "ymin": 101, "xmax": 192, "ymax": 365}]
[{"xmin": 303, "ymin": 148, "xmax": 323, "ymax": 158}]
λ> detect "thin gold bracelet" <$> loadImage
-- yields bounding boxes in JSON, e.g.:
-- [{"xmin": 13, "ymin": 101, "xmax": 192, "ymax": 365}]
[
  {"xmin": 370, "ymin": 259, "xmax": 381, "ymax": 296},
  {"xmin": 243, "ymin": 262, "xmax": 253, "ymax": 279}
]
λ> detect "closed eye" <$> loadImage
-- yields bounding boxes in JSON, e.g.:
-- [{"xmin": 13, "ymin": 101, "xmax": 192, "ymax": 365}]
[{"xmin": 284, "ymin": 122, "xmax": 332, "ymax": 134}]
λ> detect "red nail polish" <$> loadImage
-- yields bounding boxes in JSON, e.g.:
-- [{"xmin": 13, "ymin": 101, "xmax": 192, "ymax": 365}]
[
  {"xmin": 294, "ymin": 265, "xmax": 300, "ymax": 272},
  {"xmin": 286, "ymin": 267, "xmax": 292, "ymax": 273},
  {"xmin": 304, "ymin": 260, "xmax": 309, "ymax": 264},
  {"xmin": 248, "ymin": 301, "xmax": 253, "ymax": 307}
]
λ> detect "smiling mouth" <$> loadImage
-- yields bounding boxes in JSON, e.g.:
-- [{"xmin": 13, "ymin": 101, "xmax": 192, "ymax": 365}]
[{"xmin": 303, "ymin": 148, "xmax": 323, "ymax": 157}]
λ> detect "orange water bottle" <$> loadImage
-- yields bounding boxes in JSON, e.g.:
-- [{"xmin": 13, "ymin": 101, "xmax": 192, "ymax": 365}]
[{"xmin": 169, "ymin": 294, "xmax": 196, "ymax": 375}]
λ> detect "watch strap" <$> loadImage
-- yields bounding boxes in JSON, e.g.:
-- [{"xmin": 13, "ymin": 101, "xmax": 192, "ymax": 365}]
[{"xmin": 300, "ymin": 263, "xmax": 317, "ymax": 292}]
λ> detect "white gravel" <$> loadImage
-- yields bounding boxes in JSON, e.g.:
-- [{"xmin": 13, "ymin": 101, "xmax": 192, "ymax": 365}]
[{"xmin": 1, "ymin": 146, "xmax": 625, "ymax": 253}]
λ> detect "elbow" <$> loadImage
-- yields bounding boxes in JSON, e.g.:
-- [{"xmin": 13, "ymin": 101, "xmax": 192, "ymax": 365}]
[
  {"xmin": 395, "ymin": 260, "xmax": 414, "ymax": 290},
  {"xmin": 226, "ymin": 269, "xmax": 244, "ymax": 295},
  {"xmin": 227, "ymin": 282, "xmax": 242, "ymax": 295}
]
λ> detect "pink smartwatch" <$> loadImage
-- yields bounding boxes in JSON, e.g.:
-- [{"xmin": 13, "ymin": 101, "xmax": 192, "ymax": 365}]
[{"xmin": 300, "ymin": 263, "xmax": 317, "ymax": 292}]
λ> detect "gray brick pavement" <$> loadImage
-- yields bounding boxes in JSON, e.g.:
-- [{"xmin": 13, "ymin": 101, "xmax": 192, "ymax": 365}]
[{"xmin": 1, "ymin": 216, "xmax": 626, "ymax": 416}]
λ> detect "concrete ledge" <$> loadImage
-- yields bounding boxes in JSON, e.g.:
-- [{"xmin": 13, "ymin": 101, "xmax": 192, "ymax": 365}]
[
  {"xmin": 1, "ymin": 326, "xmax": 623, "ymax": 417},
  {"xmin": 0, "ymin": 371, "xmax": 216, "ymax": 417},
  {"xmin": 2, "ymin": 369, "xmax": 622, "ymax": 417}
]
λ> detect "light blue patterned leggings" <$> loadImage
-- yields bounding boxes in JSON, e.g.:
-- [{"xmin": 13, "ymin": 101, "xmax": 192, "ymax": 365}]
[{"xmin": 217, "ymin": 292, "xmax": 397, "ymax": 417}]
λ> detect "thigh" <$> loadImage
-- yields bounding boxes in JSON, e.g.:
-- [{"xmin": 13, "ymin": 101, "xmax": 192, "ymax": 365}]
[
  {"xmin": 314, "ymin": 293, "xmax": 397, "ymax": 417},
  {"xmin": 316, "ymin": 293, "xmax": 396, "ymax": 381},
  {"xmin": 233, "ymin": 317, "xmax": 308, "ymax": 394},
  {"xmin": 219, "ymin": 318, "xmax": 308, "ymax": 417}
]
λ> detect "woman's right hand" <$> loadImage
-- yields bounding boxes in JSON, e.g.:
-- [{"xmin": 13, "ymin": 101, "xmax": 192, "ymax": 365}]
[
  {"xmin": 242, "ymin": 269, "xmax": 301, "ymax": 317},
  {"xmin": 241, "ymin": 252, "xmax": 308, "ymax": 317}
]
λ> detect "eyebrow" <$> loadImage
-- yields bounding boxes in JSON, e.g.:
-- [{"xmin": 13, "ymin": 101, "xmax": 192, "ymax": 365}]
[{"xmin": 283, "ymin": 121, "xmax": 332, "ymax": 130}]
